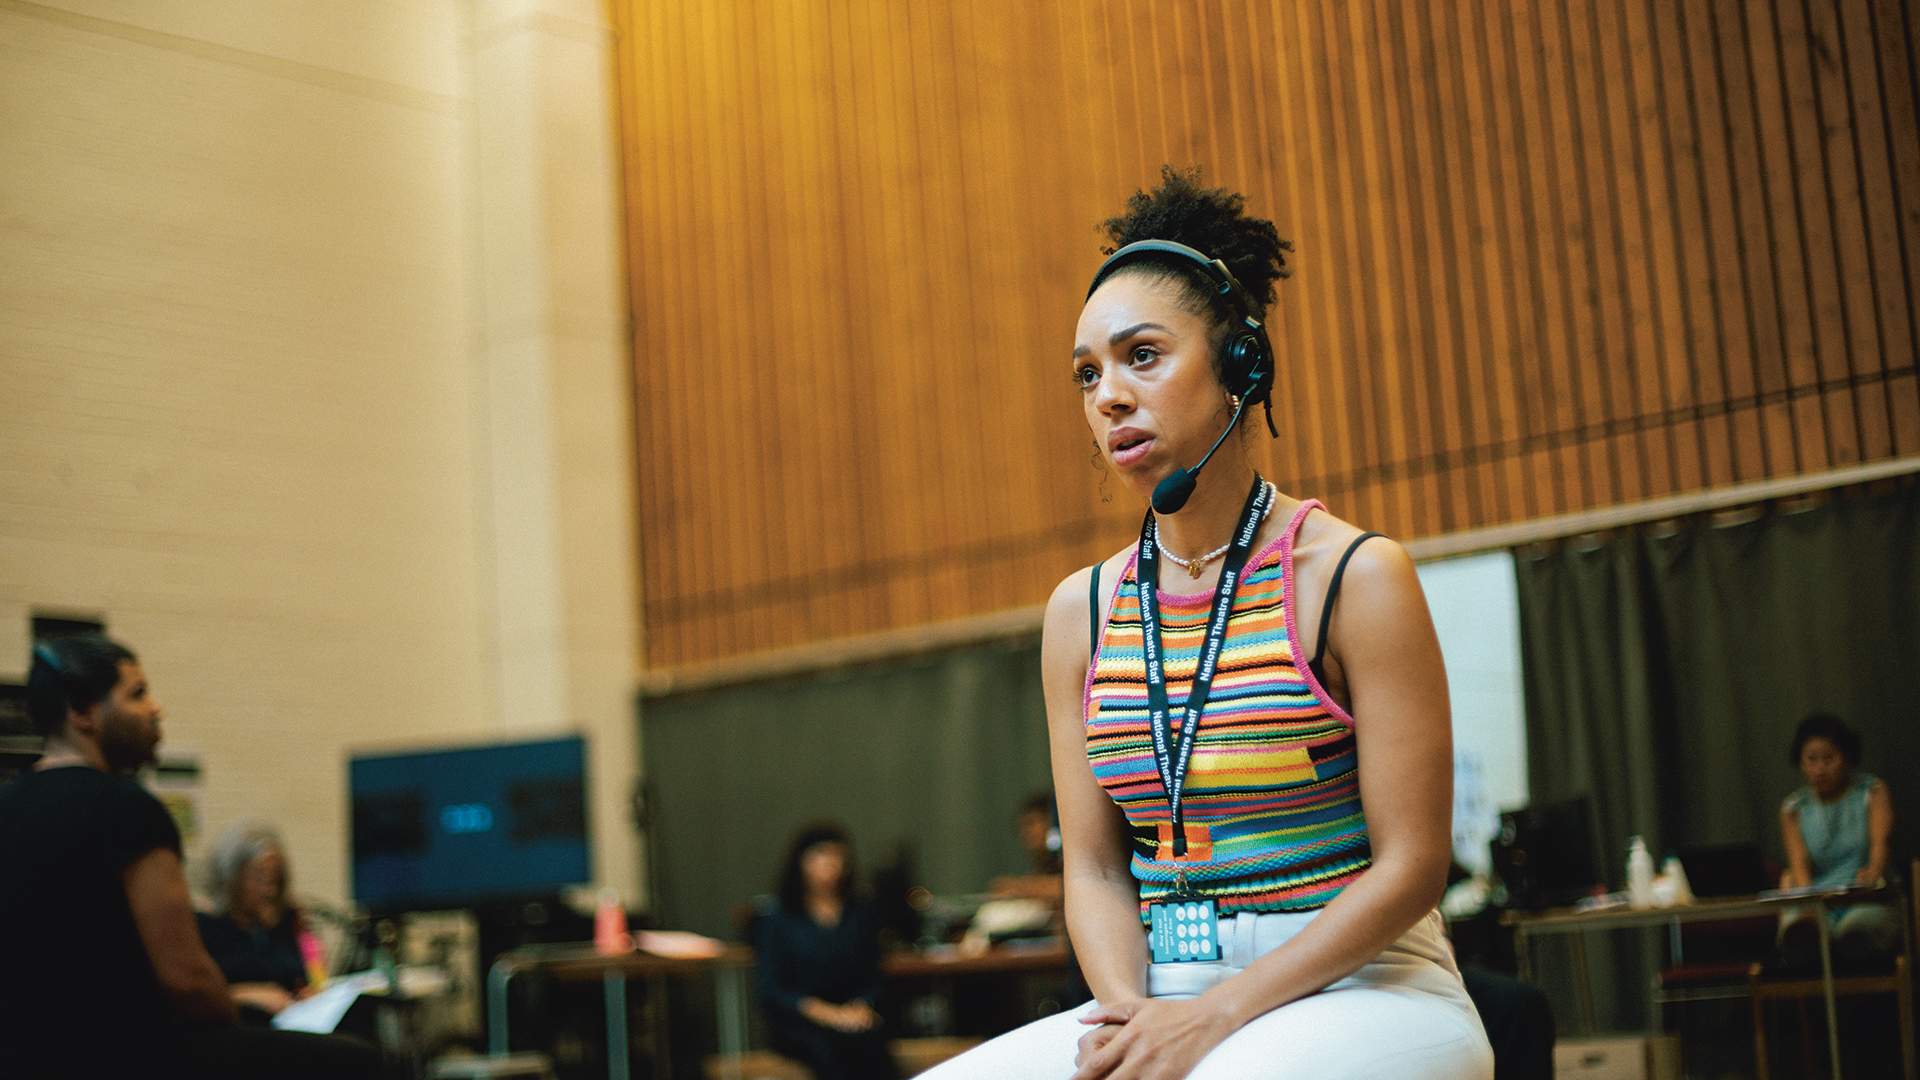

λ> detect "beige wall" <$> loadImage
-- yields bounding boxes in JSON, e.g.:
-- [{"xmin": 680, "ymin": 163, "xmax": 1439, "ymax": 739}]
[{"xmin": 0, "ymin": 0, "xmax": 642, "ymax": 909}]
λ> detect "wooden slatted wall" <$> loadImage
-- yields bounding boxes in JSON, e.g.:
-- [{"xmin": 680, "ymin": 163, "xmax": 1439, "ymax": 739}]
[{"xmin": 612, "ymin": 0, "xmax": 1920, "ymax": 672}]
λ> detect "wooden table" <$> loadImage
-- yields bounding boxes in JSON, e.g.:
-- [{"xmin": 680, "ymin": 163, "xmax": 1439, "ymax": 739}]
[
  {"xmin": 486, "ymin": 943, "xmax": 754, "ymax": 1080},
  {"xmin": 884, "ymin": 939, "xmax": 1072, "ymax": 1037},
  {"xmin": 1504, "ymin": 885, "xmax": 1898, "ymax": 1079},
  {"xmin": 882, "ymin": 938, "xmax": 1070, "ymax": 979}
]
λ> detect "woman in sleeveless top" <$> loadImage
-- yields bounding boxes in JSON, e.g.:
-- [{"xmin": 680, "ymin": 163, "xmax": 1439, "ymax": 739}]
[
  {"xmin": 1777, "ymin": 713, "xmax": 1900, "ymax": 969},
  {"xmin": 922, "ymin": 169, "xmax": 1491, "ymax": 1080}
]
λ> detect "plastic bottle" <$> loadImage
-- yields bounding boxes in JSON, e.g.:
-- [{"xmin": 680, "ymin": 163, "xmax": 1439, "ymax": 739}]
[
  {"xmin": 1661, "ymin": 853, "xmax": 1694, "ymax": 905},
  {"xmin": 1627, "ymin": 836, "xmax": 1655, "ymax": 910},
  {"xmin": 595, "ymin": 888, "xmax": 632, "ymax": 955},
  {"xmin": 372, "ymin": 919, "xmax": 400, "ymax": 992}
]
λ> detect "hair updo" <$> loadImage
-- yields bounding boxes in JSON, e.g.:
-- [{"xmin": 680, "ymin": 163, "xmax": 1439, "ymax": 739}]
[{"xmin": 1098, "ymin": 166, "xmax": 1293, "ymax": 336}]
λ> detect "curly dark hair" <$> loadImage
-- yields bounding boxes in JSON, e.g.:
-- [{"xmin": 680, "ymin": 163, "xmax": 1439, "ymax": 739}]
[
  {"xmin": 1098, "ymin": 165, "xmax": 1293, "ymax": 330},
  {"xmin": 1789, "ymin": 712, "xmax": 1863, "ymax": 768}
]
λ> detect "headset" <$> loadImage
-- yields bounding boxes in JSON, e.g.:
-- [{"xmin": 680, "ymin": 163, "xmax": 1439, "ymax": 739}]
[
  {"xmin": 1085, "ymin": 238, "xmax": 1276, "ymax": 419},
  {"xmin": 1085, "ymin": 239, "xmax": 1278, "ymax": 512}
]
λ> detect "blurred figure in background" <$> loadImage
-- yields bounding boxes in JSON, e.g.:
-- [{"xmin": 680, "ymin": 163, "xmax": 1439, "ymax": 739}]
[
  {"xmin": 1, "ymin": 634, "xmax": 383, "ymax": 1079},
  {"xmin": 197, "ymin": 821, "xmax": 314, "ymax": 1024},
  {"xmin": 1777, "ymin": 712, "xmax": 1899, "ymax": 970},
  {"xmin": 990, "ymin": 791, "xmax": 1064, "ymax": 910},
  {"xmin": 754, "ymin": 821, "xmax": 897, "ymax": 1080}
]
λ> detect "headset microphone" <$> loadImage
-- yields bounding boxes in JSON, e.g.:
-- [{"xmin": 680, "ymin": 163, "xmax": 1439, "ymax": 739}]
[{"xmin": 1151, "ymin": 392, "xmax": 1251, "ymax": 514}]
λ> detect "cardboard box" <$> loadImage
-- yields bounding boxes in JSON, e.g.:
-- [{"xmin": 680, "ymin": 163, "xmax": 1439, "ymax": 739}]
[{"xmin": 1554, "ymin": 1034, "xmax": 1681, "ymax": 1080}]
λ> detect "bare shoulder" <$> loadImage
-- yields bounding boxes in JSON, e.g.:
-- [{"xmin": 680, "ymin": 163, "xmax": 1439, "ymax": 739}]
[
  {"xmin": 1292, "ymin": 506, "xmax": 1420, "ymax": 602},
  {"xmin": 1041, "ymin": 546, "xmax": 1133, "ymax": 665}
]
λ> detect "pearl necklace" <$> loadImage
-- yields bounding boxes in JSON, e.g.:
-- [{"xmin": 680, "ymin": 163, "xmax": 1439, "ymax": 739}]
[{"xmin": 1155, "ymin": 481, "xmax": 1275, "ymax": 578}]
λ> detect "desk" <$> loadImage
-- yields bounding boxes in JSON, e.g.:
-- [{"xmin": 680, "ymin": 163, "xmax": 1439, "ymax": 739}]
[
  {"xmin": 486, "ymin": 943, "xmax": 753, "ymax": 1080},
  {"xmin": 1505, "ymin": 886, "xmax": 1895, "ymax": 1080},
  {"xmin": 885, "ymin": 939, "xmax": 1072, "ymax": 1037},
  {"xmin": 882, "ymin": 939, "xmax": 1070, "ymax": 980}
]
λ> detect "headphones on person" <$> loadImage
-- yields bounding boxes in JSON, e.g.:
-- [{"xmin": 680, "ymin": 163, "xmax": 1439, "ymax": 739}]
[{"xmin": 1084, "ymin": 238, "xmax": 1275, "ymax": 420}]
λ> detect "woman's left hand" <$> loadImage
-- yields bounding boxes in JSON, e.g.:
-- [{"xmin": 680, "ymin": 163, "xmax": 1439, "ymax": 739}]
[{"xmin": 1072, "ymin": 997, "xmax": 1236, "ymax": 1080}]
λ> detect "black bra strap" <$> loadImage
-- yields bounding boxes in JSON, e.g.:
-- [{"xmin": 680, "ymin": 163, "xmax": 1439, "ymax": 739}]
[
  {"xmin": 1309, "ymin": 532, "xmax": 1384, "ymax": 682},
  {"xmin": 1087, "ymin": 561, "xmax": 1103, "ymax": 657}
]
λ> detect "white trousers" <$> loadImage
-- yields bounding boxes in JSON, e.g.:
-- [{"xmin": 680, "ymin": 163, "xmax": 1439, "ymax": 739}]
[{"xmin": 919, "ymin": 910, "xmax": 1492, "ymax": 1080}]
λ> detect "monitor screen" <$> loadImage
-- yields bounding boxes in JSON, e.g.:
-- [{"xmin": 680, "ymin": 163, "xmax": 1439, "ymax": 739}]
[
  {"xmin": 1495, "ymin": 794, "xmax": 1602, "ymax": 909},
  {"xmin": 349, "ymin": 735, "xmax": 590, "ymax": 912}
]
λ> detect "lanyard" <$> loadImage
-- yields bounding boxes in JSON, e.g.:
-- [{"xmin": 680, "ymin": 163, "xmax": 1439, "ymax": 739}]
[{"xmin": 1135, "ymin": 475, "xmax": 1271, "ymax": 859}]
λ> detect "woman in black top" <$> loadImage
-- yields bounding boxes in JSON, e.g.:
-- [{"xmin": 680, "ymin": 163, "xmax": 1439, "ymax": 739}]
[
  {"xmin": 196, "ymin": 821, "xmax": 310, "ymax": 1024},
  {"xmin": 753, "ymin": 821, "xmax": 897, "ymax": 1080}
]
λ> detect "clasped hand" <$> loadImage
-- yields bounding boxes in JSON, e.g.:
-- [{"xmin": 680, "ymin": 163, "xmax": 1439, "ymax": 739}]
[
  {"xmin": 799, "ymin": 997, "xmax": 878, "ymax": 1033},
  {"xmin": 1073, "ymin": 996, "xmax": 1236, "ymax": 1080}
]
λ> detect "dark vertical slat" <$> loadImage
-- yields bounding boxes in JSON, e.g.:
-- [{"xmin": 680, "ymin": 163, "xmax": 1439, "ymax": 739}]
[
  {"xmin": 1500, "ymin": 0, "xmax": 1578, "ymax": 517},
  {"xmin": 1605, "ymin": 0, "xmax": 1681, "ymax": 495},
  {"xmin": 1868, "ymin": 0, "xmax": 1920, "ymax": 454},
  {"xmin": 1454, "ymin": 0, "xmax": 1532, "ymax": 522},
  {"xmin": 1643, "ymin": 0, "xmax": 1720, "ymax": 493},
  {"xmin": 1803, "ymin": 0, "xmax": 1876, "ymax": 464},
  {"xmin": 1771, "ymin": 0, "xmax": 1845, "ymax": 470},
  {"xmin": 1348, "ymin": 0, "xmax": 1424, "ymax": 536},
  {"xmin": 1543, "ymin": 0, "xmax": 1611, "ymax": 507}
]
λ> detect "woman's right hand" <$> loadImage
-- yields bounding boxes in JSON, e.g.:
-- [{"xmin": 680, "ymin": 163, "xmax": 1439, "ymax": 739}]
[
  {"xmin": 1074, "ymin": 1005, "xmax": 1132, "ymax": 1068},
  {"xmin": 230, "ymin": 981, "xmax": 296, "ymax": 1015},
  {"xmin": 799, "ymin": 997, "xmax": 877, "ymax": 1032},
  {"xmin": 1071, "ymin": 995, "xmax": 1241, "ymax": 1080}
]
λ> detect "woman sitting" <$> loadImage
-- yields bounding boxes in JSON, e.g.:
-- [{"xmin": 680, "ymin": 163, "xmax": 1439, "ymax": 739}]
[
  {"xmin": 753, "ymin": 821, "xmax": 897, "ymax": 1080},
  {"xmin": 922, "ymin": 168, "xmax": 1491, "ymax": 1080},
  {"xmin": 1777, "ymin": 713, "xmax": 1900, "ymax": 970},
  {"xmin": 196, "ymin": 821, "xmax": 313, "ymax": 1024}
]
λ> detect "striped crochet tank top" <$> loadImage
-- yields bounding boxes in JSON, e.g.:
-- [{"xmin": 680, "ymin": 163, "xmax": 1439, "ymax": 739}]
[{"xmin": 1085, "ymin": 500, "xmax": 1371, "ymax": 921}]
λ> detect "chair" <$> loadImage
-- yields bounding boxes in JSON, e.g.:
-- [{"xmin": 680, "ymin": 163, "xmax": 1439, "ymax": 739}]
[
  {"xmin": 1650, "ymin": 913, "xmax": 1777, "ymax": 1032},
  {"xmin": 1650, "ymin": 847, "xmax": 1781, "ymax": 1032},
  {"xmin": 1748, "ymin": 858, "xmax": 1917, "ymax": 1080},
  {"xmin": 702, "ymin": 1049, "xmax": 813, "ymax": 1080}
]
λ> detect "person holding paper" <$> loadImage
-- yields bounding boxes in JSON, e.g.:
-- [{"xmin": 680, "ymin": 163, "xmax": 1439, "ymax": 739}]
[
  {"xmin": 197, "ymin": 820, "xmax": 317, "ymax": 1023},
  {"xmin": 0, "ymin": 634, "xmax": 385, "ymax": 1079}
]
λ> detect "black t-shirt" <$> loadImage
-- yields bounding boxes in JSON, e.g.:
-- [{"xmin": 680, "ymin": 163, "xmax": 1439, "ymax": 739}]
[{"xmin": 0, "ymin": 765, "xmax": 184, "ymax": 1064}]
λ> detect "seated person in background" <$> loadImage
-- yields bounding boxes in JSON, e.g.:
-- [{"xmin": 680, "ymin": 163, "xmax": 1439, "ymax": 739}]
[
  {"xmin": 197, "ymin": 820, "xmax": 313, "ymax": 1024},
  {"xmin": 1777, "ymin": 712, "xmax": 1900, "ymax": 969},
  {"xmin": 990, "ymin": 791, "xmax": 1065, "ymax": 911},
  {"xmin": 753, "ymin": 821, "xmax": 898, "ymax": 1080},
  {"xmin": 0, "ymin": 635, "xmax": 386, "ymax": 1080}
]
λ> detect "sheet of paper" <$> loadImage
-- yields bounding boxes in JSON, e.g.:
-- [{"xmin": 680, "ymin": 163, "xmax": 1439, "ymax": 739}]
[
  {"xmin": 272, "ymin": 971, "xmax": 388, "ymax": 1033},
  {"xmin": 633, "ymin": 929, "xmax": 723, "ymax": 959}
]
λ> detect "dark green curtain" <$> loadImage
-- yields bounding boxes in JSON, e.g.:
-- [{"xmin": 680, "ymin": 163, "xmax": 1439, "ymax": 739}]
[
  {"xmin": 638, "ymin": 636, "xmax": 1054, "ymax": 940},
  {"xmin": 1514, "ymin": 481, "xmax": 1920, "ymax": 1027}
]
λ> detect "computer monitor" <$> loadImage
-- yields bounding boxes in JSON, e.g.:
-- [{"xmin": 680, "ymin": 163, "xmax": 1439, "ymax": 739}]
[
  {"xmin": 349, "ymin": 735, "xmax": 590, "ymax": 914},
  {"xmin": 1494, "ymin": 794, "xmax": 1604, "ymax": 910}
]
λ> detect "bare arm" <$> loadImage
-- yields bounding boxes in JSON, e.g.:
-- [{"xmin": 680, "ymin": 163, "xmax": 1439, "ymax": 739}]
[
  {"xmin": 1780, "ymin": 804, "xmax": 1813, "ymax": 888},
  {"xmin": 123, "ymin": 847, "xmax": 239, "ymax": 1025},
  {"xmin": 1042, "ymin": 562, "xmax": 1152, "ymax": 1006},
  {"xmin": 1861, "ymin": 780, "xmax": 1893, "ymax": 884},
  {"xmin": 1192, "ymin": 538, "xmax": 1453, "ymax": 1026}
]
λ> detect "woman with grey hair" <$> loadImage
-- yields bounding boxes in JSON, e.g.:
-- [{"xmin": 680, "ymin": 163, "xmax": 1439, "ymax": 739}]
[{"xmin": 196, "ymin": 821, "xmax": 312, "ymax": 1023}]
